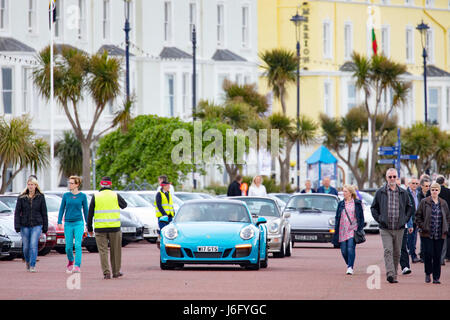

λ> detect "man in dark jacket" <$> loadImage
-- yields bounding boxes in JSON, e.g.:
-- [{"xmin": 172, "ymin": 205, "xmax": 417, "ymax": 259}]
[
  {"xmin": 406, "ymin": 177, "xmax": 420, "ymax": 264},
  {"xmin": 317, "ymin": 177, "xmax": 338, "ymax": 196},
  {"xmin": 371, "ymin": 168, "xmax": 413, "ymax": 284},
  {"xmin": 417, "ymin": 177, "xmax": 431, "ymax": 262},
  {"xmin": 227, "ymin": 175, "xmax": 243, "ymax": 197},
  {"xmin": 435, "ymin": 176, "xmax": 450, "ymax": 264}
]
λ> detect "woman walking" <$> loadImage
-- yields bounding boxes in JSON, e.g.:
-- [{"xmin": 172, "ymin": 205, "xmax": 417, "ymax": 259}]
[
  {"xmin": 415, "ymin": 182, "xmax": 450, "ymax": 284},
  {"xmin": 248, "ymin": 175, "xmax": 267, "ymax": 197},
  {"xmin": 58, "ymin": 176, "xmax": 89, "ymax": 273},
  {"xmin": 332, "ymin": 185, "xmax": 365, "ymax": 275},
  {"xmin": 14, "ymin": 177, "xmax": 48, "ymax": 272}
]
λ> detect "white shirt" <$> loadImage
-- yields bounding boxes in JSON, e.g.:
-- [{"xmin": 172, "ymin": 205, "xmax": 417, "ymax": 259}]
[{"xmin": 248, "ymin": 184, "xmax": 267, "ymax": 196}]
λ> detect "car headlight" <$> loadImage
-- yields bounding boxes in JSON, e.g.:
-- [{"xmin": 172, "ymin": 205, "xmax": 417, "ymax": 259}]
[
  {"xmin": 240, "ymin": 226, "xmax": 255, "ymax": 240},
  {"xmin": 268, "ymin": 220, "xmax": 280, "ymax": 234},
  {"xmin": 164, "ymin": 226, "xmax": 178, "ymax": 240},
  {"xmin": 328, "ymin": 218, "xmax": 335, "ymax": 226}
]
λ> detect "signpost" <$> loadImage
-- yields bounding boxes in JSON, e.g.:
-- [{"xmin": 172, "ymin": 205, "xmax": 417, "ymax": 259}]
[{"xmin": 377, "ymin": 128, "xmax": 419, "ymax": 178}]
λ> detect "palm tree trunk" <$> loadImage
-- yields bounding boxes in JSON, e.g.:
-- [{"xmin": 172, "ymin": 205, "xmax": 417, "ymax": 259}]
[{"xmin": 81, "ymin": 142, "xmax": 92, "ymax": 190}]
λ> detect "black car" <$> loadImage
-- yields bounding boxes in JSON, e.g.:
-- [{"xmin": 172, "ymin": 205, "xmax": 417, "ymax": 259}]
[{"xmin": 0, "ymin": 234, "xmax": 12, "ymax": 258}]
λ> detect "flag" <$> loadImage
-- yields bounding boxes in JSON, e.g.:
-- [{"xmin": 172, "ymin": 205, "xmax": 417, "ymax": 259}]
[
  {"xmin": 49, "ymin": 0, "xmax": 56, "ymax": 29},
  {"xmin": 371, "ymin": 28, "xmax": 378, "ymax": 56}
]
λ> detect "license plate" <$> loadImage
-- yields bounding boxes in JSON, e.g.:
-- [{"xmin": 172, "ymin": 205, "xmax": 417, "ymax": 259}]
[
  {"xmin": 197, "ymin": 246, "xmax": 218, "ymax": 252},
  {"xmin": 57, "ymin": 238, "xmax": 65, "ymax": 244},
  {"xmin": 295, "ymin": 235, "xmax": 318, "ymax": 241}
]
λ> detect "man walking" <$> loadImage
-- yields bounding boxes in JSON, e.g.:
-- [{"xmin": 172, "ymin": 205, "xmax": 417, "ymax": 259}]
[
  {"xmin": 407, "ymin": 177, "xmax": 420, "ymax": 264},
  {"xmin": 436, "ymin": 175, "xmax": 450, "ymax": 265},
  {"xmin": 371, "ymin": 168, "xmax": 413, "ymax": 283},
  {"xmin": 417, "ymin": 177, "xmax": 431, "ymax": 262},
  {"xmin": 317, "ymin": 176, "xmax": 338, "ymax": 196},
  {"xmin": 227, "ymin": 175, "xmax": 243, "ymax": 197},
  {"xmin": 88, "ymin": 177, "xmax": 127, "ymax": 279}
]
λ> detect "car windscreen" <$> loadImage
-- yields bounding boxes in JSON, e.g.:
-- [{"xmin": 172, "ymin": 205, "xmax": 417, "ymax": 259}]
[
  {"xmin": 236, "ymin": 198, "xmax": 279, "ymax": 217},
  {"xmin": 119, "ymin": 192, "xmax": 152, "ymax": 207},
  {"xmin": 175, "ymin": 203, "xmax": 251, "ymax": 223},
  {"xmin": 286, "ymin": 195, "xmax": 338, "ymax": 213},
  {"xmin": 0, "ymin": 197, "xmax": 17, "ymax": 210},
  {"xmin": 45, "ymin": 195, "xmax": 62, "ymax": 212},
  {"xmin": 275, "ymin": 194, "xmax": 291, "ymax": 203},
  {"xmin": 0, "ymin": 200, "xmax": 13, "ymax": 213},
  {"xmin": 175, "ymin": 193, "xmax": 204, "ymax": 201}
]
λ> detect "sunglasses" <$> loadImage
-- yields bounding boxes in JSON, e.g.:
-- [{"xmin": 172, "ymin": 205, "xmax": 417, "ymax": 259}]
[
  {"xmin": 388, "ymin": 175, "xmax": 397, "ymax": 179},
  {"xmin": 431, "ymin": 189, "xmax": 439, "ymax": 192},
  {"xmin": 410, "ymin": 182, "xmax": 419, "ymax": 184}
]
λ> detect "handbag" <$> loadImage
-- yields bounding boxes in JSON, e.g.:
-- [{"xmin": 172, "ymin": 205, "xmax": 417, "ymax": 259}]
[{"xmin": 343, "ymin": 206, "xmax": 366, "ymax": 244}]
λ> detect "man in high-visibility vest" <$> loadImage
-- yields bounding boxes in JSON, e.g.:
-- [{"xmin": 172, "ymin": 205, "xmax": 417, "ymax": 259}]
[
  {"xmin": 154, "ymin": 180, "xmax": 175, "ymax": 232},
  {"xmin": 88, "ymin": 177, "xmax": 127, "ymax": 279}
]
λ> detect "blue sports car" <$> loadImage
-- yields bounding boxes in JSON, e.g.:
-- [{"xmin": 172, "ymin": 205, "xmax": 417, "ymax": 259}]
[{"xmin": 159, "ymin": 199, "xmax": 268, "ymax": 270}]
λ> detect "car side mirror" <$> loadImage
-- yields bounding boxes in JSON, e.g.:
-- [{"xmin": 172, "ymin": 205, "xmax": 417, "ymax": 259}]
[
  {"xmin": 159, "ymin": 216, "xmax": 169, "ymax": 224},
  {"xmin": 256, "ymin": 217, "xmax": 267, "ymax": 226},
  {"xmin": 283, "ymin": 212, "xmax": 291, "ymax": 219}
]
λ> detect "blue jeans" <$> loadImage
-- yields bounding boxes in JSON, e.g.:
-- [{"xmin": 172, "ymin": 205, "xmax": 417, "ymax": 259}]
[
  {"xmin": 21, "ymin": 225, "xmax": 42, "ymax": 267},
  {"xmin": 340, "ymin": 237, "xmax": 356, "ymax": 268},
  {"xmin": 64, "ymin": 220, "xmax": 85, "ymax": 267}
]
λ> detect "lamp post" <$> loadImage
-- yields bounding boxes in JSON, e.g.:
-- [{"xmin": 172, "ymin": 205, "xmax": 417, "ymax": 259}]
[
  {"xmin": 124, "ymin": 0, "xmax": 131, "ymax": 101},
  {"xmin": 290, "ymin": 9, "xmax": 306, "ymax": 192},
  {"xmin": 192, "ymin": 25, "xmax": 197, "ymax": 189},
  {"xmin": 416, "ymin": 20, "xmax": 429, "ymax": 124}
]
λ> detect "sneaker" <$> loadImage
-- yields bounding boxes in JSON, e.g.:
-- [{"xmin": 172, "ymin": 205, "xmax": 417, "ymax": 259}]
[
  {"xmin": 29, "ymin": 267, "xmax": 36, "ymax": 273},
  {"xmin": 73, "ymin": 266, "xmax": 81, "ymax": 273},
  {"xmin": 402, "ymin": 267, "xmax": 412, "ymax": 275},
  {"xmin": 66, "ymin": 261, "xmax": 74, "ymax": 273},
  {"xmin": 346, "ymin": 267, "xmax": 353, "ymax": 275}
]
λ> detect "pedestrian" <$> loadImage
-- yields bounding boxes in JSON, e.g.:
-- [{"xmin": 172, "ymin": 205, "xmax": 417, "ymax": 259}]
[
  {"xmin": 57, "ymin": 176, "xmax": 88, "ymax": 274},
  {"xmin": 415, "ymin": 182, "xmax": 450, "ymax": 284},
  {"xmin": 397, "ymin": 177, "xmax": 413, "ymax": 275},
  {"xmin": 156, "ymin": 175, "xmax": 175, "ymax": 194},
  {"xmin": 417, "ymin": 177, "xmax": 431, "ymax": 262},
  {"xmin": 317, "ymin": 176, "xmax": 338, "ymax": 196},
  {"xmin": 87, "ymin": 177, "xmax": 127, "ymax": 279},
  {"xmin": 154, "ymin": 179, "xmax": 175, "ymax": 231},
  {"xmin": 370, "ymin": 168, "xmax": 413, "ymax": 284},
  {"xmin": 435, "ymin": 175, "xmax": 450, "ymax": 265},
  {"xmin": 332, "ymin": 185, "xmax": 365, "ymax": 275},
  {"xmin": 406, "ymin": 177, "xmax": 421, "ymax": 264},
  {"xmin": 300, "ymin": 180, "xmax": 316, "ymax": 194},
  {"xmin": 14, "ymin": 176, "xmax": 48, "ymax": 273},
  {"xmin": 227, "ymin": 175, "xmax": 243, "ymax": 197},
  {"xmin": 248, "ymin": 175, "xmax": 267, "ymax": 196}
]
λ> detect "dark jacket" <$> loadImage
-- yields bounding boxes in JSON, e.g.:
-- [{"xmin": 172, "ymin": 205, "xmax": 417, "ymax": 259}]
[
  {"xmin": 317, "ymin": 185, "xmax": 338, "ymax": 196},
  {"xmin": 227, "ymin": 180, "xmax": 242, "ymax": 197},
  {"xmin": 87, "ymin": 188, "xmax": 128, "ymax": 233},
  {"xmin": 14, "ymin": 190, "xmax": 48, "ymax": 233},
  {"xmin": 301, "ymin": 188, "xmax": 316, "ymax": 194},
  {"xmin": 332, "ymin": 199, "xmax": 365, "ymax": 246},
  {"xmin": 370, "ymin": 184, "xmax": 413, "ymax": 230},
  {"xmin": 414, "ymin": 196, "xmax": 450, "ymax": 239},
  {"xmin": 406, "ymin": 187, "xmax": 418, "ymax": 228}
]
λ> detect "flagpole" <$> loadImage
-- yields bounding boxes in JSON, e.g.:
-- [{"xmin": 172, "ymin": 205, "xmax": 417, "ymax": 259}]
[{"xmin": 50, "ymin": 0, "xmax": 55, "ymax": 190}]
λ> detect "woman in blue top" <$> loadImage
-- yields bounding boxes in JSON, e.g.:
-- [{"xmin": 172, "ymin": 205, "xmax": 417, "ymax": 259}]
[{"xmin": 58, "ymin": 176, "xmax": 88, "ymax": 273}]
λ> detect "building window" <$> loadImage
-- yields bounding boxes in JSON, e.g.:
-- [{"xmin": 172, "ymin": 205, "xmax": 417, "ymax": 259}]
[
  {"xmin": 217, "ymin": 4, "xmax": 224, "ymax": 46},
  {"xmin": 344, "ymin": 23, "xmax": 353, "ymax": 60},
  {"xmin": 323, "ymin": 21, "xmax": 332, "ymax": 59},
  {"xmin": 406, "ymin": 27, "xmax": 414, "ymax": 63},
  {"xmin": 78, "ymin": 0, "xmax": 86, "ymax": 40},
  {"xmin": 164, "ymin": 1, "xmax": 172, "ymax": 43},
  {"xmin": 242, "ymin": 6, "xmax": 249, "ymax": 48},
  {"xmin": 428, "ymin": 87, "xmax": 439, "ymax": 124},
  {"xmin": 22, "ymin": 68, "xmax": 33, "ymax": 114},
  {"xmin": 189, "ymin": 2, "xmax": 197, "ymax": 41},
  {"xmin": 165, "ymin": 74, "xmax": 175, "ymax": 117},
  {"xmin": 381, "ymin": 0, "xmax": 389, "ymax": 4},
  {"xmin": 102, "ymin": 0, "xmax": 110, "ymax": 41},
  {"xmin": 182, "ymin": 73, "xmax": 190, "ymax": 117},
  {"xmin": 244, "ymin": 74, "xmax": 251, "ymax": 85},
  {"xmin": 405, "ymin": 0, "xmax": 412, "ymax": 5},
  {"xmin": 54, "ymin": 0, "xmax": 62, "ymax": 38},
  {"xmin": 426, "ymin": 28, "xmax": 434, "ymax": 63},
  {"xmin": 324, "ymin": 81, "xmax": 332, "ymax": 115},
  {"xmin": 2, "ymin": 67, "xmax": 13, "ymax": 114},
  {"xmin": 0, "ymin": 0, "xmax": 8, "ymax": 31},
  {"xmin": 28, "ymin": 0, "xmax": 36, "ymax": 33},
  {"xmin": 381, "ymin": 26, "xmax": 390, "ymax": 57},
  {"xmin": 425, "ymin": 0, "xmax": 434, "ymax": 7},
  {"xmin": 217, "ymin": 74, "xmax": 228, "ymax": 103},
  {"xmin": 347, "ymin": 82, "xmax": 356, "ymax": 111}
]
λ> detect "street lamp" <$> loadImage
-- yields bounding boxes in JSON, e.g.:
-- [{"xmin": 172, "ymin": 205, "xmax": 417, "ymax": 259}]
[
  {"xmin": 192, "ymin": 25, "xmax": 197, "ymax": 189},
  {"xmin": 124, "ymin": 0, "xmax": 131, "ymax": 101},
  {"xmin": 416, "ymin": 20, "xmax": 429, "ymax": 124},
  {"xmin": 290, "ymin": 9, "xmax": 306, "ymax": 192}
]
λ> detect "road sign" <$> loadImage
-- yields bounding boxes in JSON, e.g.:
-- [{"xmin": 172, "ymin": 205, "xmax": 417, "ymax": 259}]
[
  {"xmin": 378, "ymin": 146, "xmax": 399, "ymax": 152},
  {"xmin": 378, "ymin": 150, "xmax": 398, "ymax": 156},
  {"xmin": 400, "ymin": 155, "xmax": 419, "ymax": 160},
  {"xmin": 378, "ymin": 159, "xmax": 397, "ymax": 165}
]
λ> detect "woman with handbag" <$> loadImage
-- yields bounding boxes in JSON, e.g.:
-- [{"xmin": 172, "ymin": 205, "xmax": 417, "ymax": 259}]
[{"xmin": 332, "ymin": 185, "xmax": 365, "ymax": 275}]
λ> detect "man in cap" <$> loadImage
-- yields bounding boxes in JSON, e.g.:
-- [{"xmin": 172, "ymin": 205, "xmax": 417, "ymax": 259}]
[{"xmin": 154, "ymin": 179, "xmax": 175, "ymax": 232}]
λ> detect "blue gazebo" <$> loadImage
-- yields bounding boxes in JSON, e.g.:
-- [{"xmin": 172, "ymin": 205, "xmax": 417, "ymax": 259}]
[{"xmin": 306, "ymin": 146, "xmax": 338, "ymax": 189}]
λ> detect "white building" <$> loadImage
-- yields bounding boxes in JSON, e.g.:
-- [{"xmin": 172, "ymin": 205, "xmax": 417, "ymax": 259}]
[{"xmin": 0, "ymin": 0, "xmax": 259, "ymax": 192}]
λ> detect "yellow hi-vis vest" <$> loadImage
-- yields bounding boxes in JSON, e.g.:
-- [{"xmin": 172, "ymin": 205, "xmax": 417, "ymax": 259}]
[
  {"xmin": 94, "ymin": 189, "xmax": 121, "ymax": 230},
  {"xmin": 154, "ymin": 191, "xmax": 174, "ymax": 218}
]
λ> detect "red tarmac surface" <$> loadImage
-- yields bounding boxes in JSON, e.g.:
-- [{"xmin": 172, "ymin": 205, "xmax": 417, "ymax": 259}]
[{"xmin": 0, "ymin": 234, "xmax": 449, "ymax": 300}]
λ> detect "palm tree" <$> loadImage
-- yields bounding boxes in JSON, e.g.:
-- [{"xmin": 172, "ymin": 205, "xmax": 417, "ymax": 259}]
[
  {"xmin": 0, "ymin": 116, "xmax": 49, "ymax": 193},
  {"xmin": 33, "ymin": 45, "xmax": 121, "ymax": 189},
  {"xmin": 55, "ymin": 131, "xmax": 83, "ymax": 180},
  {"xmin": 259, "ymin": 48, "xmax": 297, "ymax": 115},
  {"xmin": 112, "ymin": 97, "xmax": 135, "ymax": 133}
]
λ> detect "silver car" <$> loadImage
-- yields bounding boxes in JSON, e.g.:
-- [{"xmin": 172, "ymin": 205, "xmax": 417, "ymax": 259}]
[
  {"xmin": 284, "ymin": 194, "xmax": 339, "ymax": 247},
  {"xmin": 232, "ymin": 196, "xmax": 291, "ymax": 258}
]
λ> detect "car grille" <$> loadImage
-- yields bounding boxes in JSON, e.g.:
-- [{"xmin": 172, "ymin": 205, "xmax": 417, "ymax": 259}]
[
  {"xmin": 1, "ymin": 242, "xmax": 11, "ymax": 253},
  {"xmin": 194, "ymin": 252, "xmax": 222, "ymax": 258}
]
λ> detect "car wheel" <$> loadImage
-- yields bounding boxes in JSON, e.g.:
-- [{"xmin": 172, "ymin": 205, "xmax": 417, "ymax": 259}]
[
  {"xmin": 38, "ymin": 247, "xmax": 52, "ymax": 256},
  {"xmin": 245, "ymin": 245, "xmax": 260, "ymax": 270},
  {"xmin": 285, "ymin": 236, "xmax": 292, "ymax": 257},
  {"xmin": 260, "ymin": 245, "xmax": 268, "ymax": 268},
  {"xmin": 273, "ymin": 232, "xmax": 286, "ymax": 258},
  {"xmin": 146, "ymin": 238, "xmax": 157, "ymax": 243},
  {"xmin": 86, "ymin": 245, "xmax": 98, "ymax": 253},
  {"xmin": 55, "ymin": 247, "xmax": 66, "ymax": 254},
  {"xmin": 122, "ymin": 240, "xmax": 129, "ymax": 247}
]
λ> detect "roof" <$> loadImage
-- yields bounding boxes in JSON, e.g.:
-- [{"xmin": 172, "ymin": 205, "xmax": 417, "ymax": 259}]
[
  {"xmin": 212, "ymin": 49, "xmax": 247, "ymax": 62},
  {"xmin": 53, "ymin": 43, "xmax": 87, "ymax": 54},
  {"xmin": 0, "ymin": 37, "xmax": 35, "ymax": 52},
  {"xmin": 97, "ymin": 44, "xmax": 134, "ymax": 56},
  {"xmin": 159, "ymin": 47, "xmax": 192, "ymax": 59},
  {"xmin": 306, "ymin": 145, "xmax": 337, "ymax": 164},
  {"xmin": 425, "ymin": 65, "xmax": 450, "ymax": 77},
  {"xmin": 339, "ymin": 61, "xmax": 356, "ymax": 72}
]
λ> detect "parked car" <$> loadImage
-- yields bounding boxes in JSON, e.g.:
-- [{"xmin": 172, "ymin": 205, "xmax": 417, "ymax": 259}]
[
  {"xmin": 0, "ymin": 231, "xmax": 12, "ymax": 258},
  {"xmin": 160, "ymin": 199, "xmax": 268, "ymax": 270},
  {"xmin": 231, "ymin": 196, "xmax": 291, "ymax": 258},
  {"xmin": 337, "ymin": 191, "xmax": 379, "ymax": 233},
  {"xmin": 131, "ymin": 190, "xmax": 183, "ymax": 213},
  {"xmin": 174, "ymin": 192, "xmax": 210, "ymax": 202},
  {"xmin": 284, "ymin": 194, "xmax": 339, "ymax": 247},
  {"xmin": 268, "ymin": 193, "xmax": 292, "ymax": 204}
]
